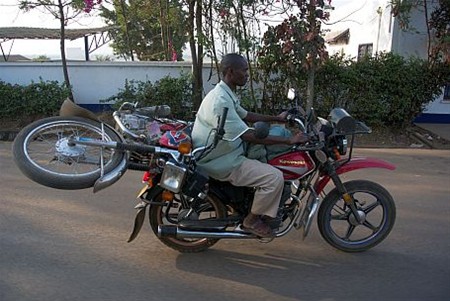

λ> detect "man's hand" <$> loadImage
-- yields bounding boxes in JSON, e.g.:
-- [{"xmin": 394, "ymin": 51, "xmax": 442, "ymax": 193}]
[
  {"xmin": 277, "ymin": 111, "xmax": 289, "ymax": 122},
  {"xmin": 289, "ymin": 132, "xmax": 309, "ymax": 144}
]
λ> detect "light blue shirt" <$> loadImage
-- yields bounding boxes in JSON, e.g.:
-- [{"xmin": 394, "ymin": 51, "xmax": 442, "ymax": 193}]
[{"xmin": 191, "ymin": 81, "xmax": 249, "ymax": 180}]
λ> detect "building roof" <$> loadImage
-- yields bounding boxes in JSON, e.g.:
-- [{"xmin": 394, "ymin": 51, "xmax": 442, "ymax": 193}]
[
  {"xmin": 0, "ymin": 26, "xmax": 112, "ymax": 40},
  {"xmin": 325, "ymin": 28, "xmax": 350, "ymax": 45},
  {"xmin": 0, "ymin": 54, "xmax": 30, "ymax": 62}
]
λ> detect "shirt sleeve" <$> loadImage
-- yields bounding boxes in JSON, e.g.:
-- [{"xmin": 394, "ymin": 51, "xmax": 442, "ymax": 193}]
[
  {"xmin": 235, "ymin": 102, "xmax": 248, "ymax": 119},
  {"xmin": 214, "ymin": 94, "xmax": 249, "ymax": 141}
]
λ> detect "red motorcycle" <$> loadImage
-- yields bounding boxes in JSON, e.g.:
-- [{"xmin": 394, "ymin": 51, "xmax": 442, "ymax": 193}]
[
  {"xmin": 12, "ymin": 101, "xmax": 396, "ymax": 253},
  {"xmin": 129, "ymin": 106, "xmax": 396, "ymax": 253}
]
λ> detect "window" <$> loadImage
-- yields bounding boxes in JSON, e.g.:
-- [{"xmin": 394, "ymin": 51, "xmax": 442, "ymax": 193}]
[
  {"xmin": 443, "ymin": 84, "xmax": 450, "ymax": 101},
  {"xmin": 357, "ymin": 43, "xmax": 373, "ymax": 61}
]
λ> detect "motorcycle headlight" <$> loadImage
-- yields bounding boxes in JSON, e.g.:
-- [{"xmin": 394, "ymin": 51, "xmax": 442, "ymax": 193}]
[{"xmin": 159, "ymin": 161, "xmax": 187, "ymax": 193}]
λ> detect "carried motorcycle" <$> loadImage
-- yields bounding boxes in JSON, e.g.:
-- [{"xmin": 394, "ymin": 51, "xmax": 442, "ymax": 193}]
[{"xmin": 12, "ymin": 98, "xmax": 396, "ymax": 253}]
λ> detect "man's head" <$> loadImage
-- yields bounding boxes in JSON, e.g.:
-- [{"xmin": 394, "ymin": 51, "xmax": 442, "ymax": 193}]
[{"xmin": 220, "ymin": 53, "xmax": 249, "ymax": 89}]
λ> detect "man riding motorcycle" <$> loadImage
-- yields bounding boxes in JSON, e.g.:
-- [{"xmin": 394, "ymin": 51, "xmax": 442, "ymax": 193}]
[{"xmin": 191, "ymin": 53, "xmax": 308, "ymax": 238}]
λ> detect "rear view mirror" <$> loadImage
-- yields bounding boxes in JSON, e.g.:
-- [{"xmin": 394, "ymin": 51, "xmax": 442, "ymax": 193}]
[
  {"xmin": 328, "ymin": 108, "xmax": 356, "ymax": 134},
  {"xmin": 287, "ymin": 88, "xmax": 296, "ymax": 100}
]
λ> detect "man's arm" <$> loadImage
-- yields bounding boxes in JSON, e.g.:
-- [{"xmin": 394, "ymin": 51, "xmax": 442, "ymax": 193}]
[
  {"xmin": 241, "ymin": 130, "xmax": 308, "ymax": 145},
  {"xmin": 243, "ymin": 111, "xmax": 286, "ymax": 124}
]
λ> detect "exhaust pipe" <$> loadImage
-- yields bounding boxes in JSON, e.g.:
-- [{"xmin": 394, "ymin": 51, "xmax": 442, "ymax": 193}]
[{"xmin": 158, "ymin": 225, "xmax": 255, "ymax": 239}]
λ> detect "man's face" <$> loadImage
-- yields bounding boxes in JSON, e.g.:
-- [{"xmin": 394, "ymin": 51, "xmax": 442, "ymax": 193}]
[{"xmin": 231, "ymin": 59, "xmax": 249, "ymax": 87}]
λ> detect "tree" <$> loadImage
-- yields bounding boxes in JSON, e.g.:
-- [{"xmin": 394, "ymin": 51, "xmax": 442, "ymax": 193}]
[
  {"xmin": 19, "ymin": 0, "xmax": 101, "ymax": 101},
  {"xmin": 391, "ymin": 0, "xmax": 450, "ymax": 64},
  {"xmin": 101, "ymin": 0, "xmax": 188, "ymax": 61},
  {"xmin": 258, "ymin": 0, "xmax": 330, "ymax": 115},
  {"xmin": 100, "ymin": 0, "xmax": 331, "ymax": 113},
  {"xmin": 429, "ymin": 0, "xmax": 450, "ymax": 64}
]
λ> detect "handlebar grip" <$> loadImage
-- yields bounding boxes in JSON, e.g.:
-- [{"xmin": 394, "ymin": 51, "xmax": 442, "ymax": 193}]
[
  {"xmin": 218, "ymin": 107, "xmax": 228, "ymax": 135},
  {"xmin": 213, "ymin": 107, "xmax": 228, "ymax": 146}
]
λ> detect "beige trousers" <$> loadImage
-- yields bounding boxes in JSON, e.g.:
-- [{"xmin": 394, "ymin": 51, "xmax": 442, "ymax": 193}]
[{"xmin": 222, "ymin": 158, "xmax": 284, "ymax": 218}]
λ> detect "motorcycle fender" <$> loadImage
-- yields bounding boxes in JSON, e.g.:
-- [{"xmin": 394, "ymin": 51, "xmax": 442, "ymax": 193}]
[
  {"xmin": 315, "ymin": 157, "xmax": 396, "ymax": 193},
  {"xmin": 127, "ymin": 204, "xmax": 147, "ymax": 243},
  {"xmin": 93, "ymin": 155, "xmax": 129, "ymax": 193},
  {"xmin": 127, "ymin": 185, "xmax": 165, "ymax": 243}
]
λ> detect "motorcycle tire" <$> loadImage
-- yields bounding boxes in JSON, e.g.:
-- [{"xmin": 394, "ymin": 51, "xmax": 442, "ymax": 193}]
[
  {"xmin": 12, "ymin": 116, "xmax": 125, "ymax": 190},
  {"xmin": 149, "ymin": 192, "xmax": 227, "ymax": 253},
  {"xmin": 317, "ymin": 180, "xmax": 396, "ymax": 252}
]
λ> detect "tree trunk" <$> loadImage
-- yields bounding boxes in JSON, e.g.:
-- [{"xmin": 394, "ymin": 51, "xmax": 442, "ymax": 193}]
[
  {"xmin": 187, "ymin": 0, "xmax": 203, "ymax": 110},
  {"xmin": 58, "ymin": 0, "xmax": 74, "ymax": 101},
  {"xmin": 159, "ymin": 0, "xmax": 169, "ymax": 60},
  {"xmin": 306, "ymin": 69, "xmax": 315, "ymax": 117}
]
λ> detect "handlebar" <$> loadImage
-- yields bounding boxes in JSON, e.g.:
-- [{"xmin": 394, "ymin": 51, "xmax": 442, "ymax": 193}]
[
  {"xmin": 112, "ymin": 111, "xmax": 141, "ymax": 139},
  {"xmin": 213, "ymin": 107, "xmax": 228, "ymax": 146}
]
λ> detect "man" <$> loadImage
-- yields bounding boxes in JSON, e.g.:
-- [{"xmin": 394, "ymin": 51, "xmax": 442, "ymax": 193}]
[{"xmin": 191, "ymin": 53, "xmax": 307, "ymax": 237}]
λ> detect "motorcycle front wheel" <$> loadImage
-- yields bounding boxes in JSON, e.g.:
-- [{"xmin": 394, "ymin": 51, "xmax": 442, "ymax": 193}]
[
  {"xmin": 149, "ymin": 192, "xmax": 227, "ymax": 253},
  {"xmin": 13, "ymin": 116, "xmax": 125, "ymax": 190},
  {"xmin": 317, "ymin": 180, "xmax": 396, "ymax": 252}
]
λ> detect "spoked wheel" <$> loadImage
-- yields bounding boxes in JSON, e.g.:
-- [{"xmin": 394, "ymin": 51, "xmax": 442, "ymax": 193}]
[
  {"xmin": 318, "ymin": 180, "xmax": 396, "ymax": 252},
  {"xmin": 12, "ymin": 116, "xmax": 125, "ymax": 190},
  {"xmin": 149, "ymin": 192, "xmax": 227, "ymax": 253}
]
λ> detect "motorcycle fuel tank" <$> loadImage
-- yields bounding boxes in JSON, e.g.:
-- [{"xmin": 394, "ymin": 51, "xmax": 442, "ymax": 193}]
[{"xmin": 268, "ymin": 152, "xmax": 315, "ymax": 180}]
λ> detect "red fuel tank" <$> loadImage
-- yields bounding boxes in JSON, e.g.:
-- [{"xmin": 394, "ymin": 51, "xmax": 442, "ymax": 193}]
[{"xmin": 268, "ymin": 151, "xmax": 315, "ymax": 180}]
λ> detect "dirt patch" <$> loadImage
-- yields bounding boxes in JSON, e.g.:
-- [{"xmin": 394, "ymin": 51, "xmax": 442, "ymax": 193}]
[{"xmin": 352, "ymin": 125, "xmax": 450, "ymax": 149}]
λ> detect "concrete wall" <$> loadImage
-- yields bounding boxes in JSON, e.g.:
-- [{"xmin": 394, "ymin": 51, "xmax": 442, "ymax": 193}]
[
  {"xmin": 1, "ymin": 54, "xmax": 448, "ymax": 122},
  {"xmin": 0, "ymin": 61, "xmax": 220, "ymax": 109}
]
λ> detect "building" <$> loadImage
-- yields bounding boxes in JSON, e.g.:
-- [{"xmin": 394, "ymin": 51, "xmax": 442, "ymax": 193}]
[{"xmin": 324, "ymin": 0, "xmax": 449, "ymax": 123}]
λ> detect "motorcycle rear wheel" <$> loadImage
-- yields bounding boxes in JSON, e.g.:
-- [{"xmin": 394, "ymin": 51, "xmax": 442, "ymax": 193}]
[
  {"xmin": 149, "ymin": 192, "xmax": 227, "ymax": 253},
  {"xmin": 317, "ymin": 180, "xmax": 396, "ymax": 252},
  {"xmin": 13, "ymin": 116, "xmax": 125, "ymax": 190}
]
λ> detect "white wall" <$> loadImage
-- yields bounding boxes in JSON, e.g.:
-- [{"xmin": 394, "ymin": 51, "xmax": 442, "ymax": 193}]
[
  {"xmin": 0, "ymin": 61, "xmax": 219, "ymax": 105},
  {"xmin": 325, "ymin": 0, "xmax": 395, "ymax": 58}
]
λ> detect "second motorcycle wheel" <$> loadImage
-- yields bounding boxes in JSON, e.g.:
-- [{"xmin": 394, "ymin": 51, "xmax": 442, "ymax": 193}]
[
  {"xmin": 12, "ymin": 116, "xmax": 125, "ymax": 190},
  {"xmin": 149, "ymin": 192, "xmax": 227, "ymax": 253}
]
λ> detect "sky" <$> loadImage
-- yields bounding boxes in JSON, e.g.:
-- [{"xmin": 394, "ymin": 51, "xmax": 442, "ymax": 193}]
[
  {"xmin": 0, "ymin": 0, "xmax": 355, "ymax": 60},
  {"xmin": 0, "ymin": 0, "xmax": 113, "ymax": 59}
]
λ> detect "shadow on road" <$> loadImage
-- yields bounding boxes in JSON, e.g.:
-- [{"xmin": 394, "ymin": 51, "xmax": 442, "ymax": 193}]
[{"xmin": 175, "ymin": 246, "xmax": 448, "ymax": 300}]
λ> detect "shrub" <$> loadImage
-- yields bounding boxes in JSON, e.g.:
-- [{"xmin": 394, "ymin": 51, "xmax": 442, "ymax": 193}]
[
  {"xmin": 0, "ymin": 80, "xmax": 70, "ymax": 120},
  {"xmin": 103, "ymin": 73, "xmax": 194, "ymax": 120},
  {"xmin": 314, "ymin": 53, "xmax": 448, "ymax": 127},
  {"xmin": 257, "ymin": 52, "xmax": 449, "ymax": 128}
]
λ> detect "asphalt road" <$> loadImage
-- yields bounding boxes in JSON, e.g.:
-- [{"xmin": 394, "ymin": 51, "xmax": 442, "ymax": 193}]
[{"xmin": 1, "ymin": 141, "xmax": 449, "ymax": 301}]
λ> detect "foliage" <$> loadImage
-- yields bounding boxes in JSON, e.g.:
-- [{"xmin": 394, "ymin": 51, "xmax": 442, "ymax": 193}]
[
  {"xmin": 0, "ymin": 80, "xmax": 71, "ymax": 119},
  {"xmin": 19, "ymin": 0, "xmax": 102, "ymax": 100},
  {"xmin": 103, "ymin": 73, "xmax": 194, "ymax": 120},
  {"xmin": 94, "ymin": 54, "xmax": 114, "ymax": 61},
  {"xmin": 257, "ymin": 0, "xmax": 330, "ymax": 114},
  {"xmin": 32, "ymin": 55, "xmax": 51, "ymax": 62},
  {"xmin": 310, "ymin": 53, "xmax": 449, "ymax": 127},
  {"xmin": 101, "ymin": 0, "xmax": 188, "ymax": 61},
  {"xmin": 390, "ymin": 0, "xmax": 450, "ymax": 64},
  {"xmin": 429, "ymin": 0, "xmax": 450, "ymax": 64}
]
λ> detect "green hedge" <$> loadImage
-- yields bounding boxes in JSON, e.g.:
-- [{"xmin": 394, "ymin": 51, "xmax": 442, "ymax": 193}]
[
  {"xmin": 103, "ymin": 73, "xmax": 194, "ymax": 120},
  {"xmin": 0, "ymin": 80, "xmax": 70, "ymax": 119},
  {"xmin": 255, "ymin": 52, "xmax": 449, "ymax": 127},
  {"xmin": 312, "ymin": 53, "xmax": 449, "ymax": 127}
]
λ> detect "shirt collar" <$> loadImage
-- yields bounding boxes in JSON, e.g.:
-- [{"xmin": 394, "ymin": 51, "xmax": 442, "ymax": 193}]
[{"xmin": 217, "ymin": 81, "xmax": 239, "ymax": 104}]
